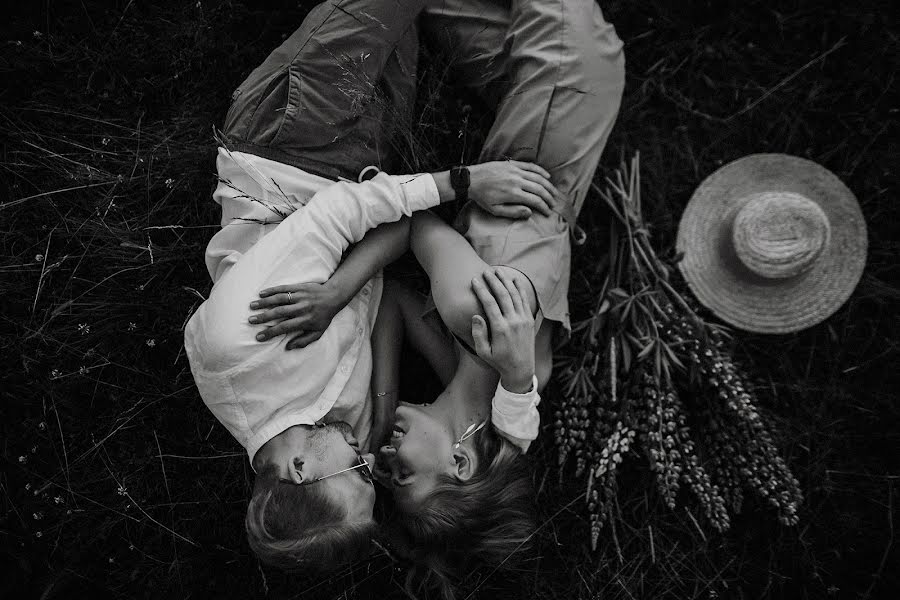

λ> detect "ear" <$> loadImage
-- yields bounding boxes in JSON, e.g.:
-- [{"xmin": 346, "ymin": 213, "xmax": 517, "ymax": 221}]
[
  {"xmin": 289, "ymin": 457, "xmax": 305, "ymax": 484},
  {"xmin": 452, "ymin": 446, "xmax": 478, "ymax": 481}
]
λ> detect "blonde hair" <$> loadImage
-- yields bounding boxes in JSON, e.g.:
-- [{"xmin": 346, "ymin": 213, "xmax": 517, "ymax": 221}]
[
  {"xmin": 246, "ymin": 463, "xmax": 376, "ymax": 572},
  {"xmin": 394, "ymin": 427, "xmax": 536, "ymax": 599}
]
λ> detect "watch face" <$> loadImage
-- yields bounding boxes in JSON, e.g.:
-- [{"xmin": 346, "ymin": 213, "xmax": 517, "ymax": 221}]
[{"xmin": 452, "ymin": 166, "xmax": 470, "ymax": 190}]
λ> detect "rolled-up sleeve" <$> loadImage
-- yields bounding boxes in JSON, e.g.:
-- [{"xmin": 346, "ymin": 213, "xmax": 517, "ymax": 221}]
[{"xmin": 491, "ymin": 375, "xmax": 541, "ymax": 453}]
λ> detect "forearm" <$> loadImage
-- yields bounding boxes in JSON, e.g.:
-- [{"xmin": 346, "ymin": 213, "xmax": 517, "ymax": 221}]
[
  {"xmin": 369, "ymin": 283, "xmax": 404, "ymax": 449},
  {"xmin": 327, "ymin": 218, "xmax": 410, "ymax": 305}
]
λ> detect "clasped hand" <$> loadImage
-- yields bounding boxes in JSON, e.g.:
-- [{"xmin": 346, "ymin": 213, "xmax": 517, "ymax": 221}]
[{"xmin": 468, "ymin": 160, "xmax": 562, "ymax": 220}]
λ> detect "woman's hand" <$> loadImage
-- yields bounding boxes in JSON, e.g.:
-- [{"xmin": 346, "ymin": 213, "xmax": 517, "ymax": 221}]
[
  {"xmin": 248, "ymin": 281, "xmax": 347, "ymax": 349},
  {"xmin": 468, "ymin": 160, "xmax": 560, "ymax": 220},
  {"xmin": 470, "ymin": 268, "xmax": 536, "ymax": 393}
]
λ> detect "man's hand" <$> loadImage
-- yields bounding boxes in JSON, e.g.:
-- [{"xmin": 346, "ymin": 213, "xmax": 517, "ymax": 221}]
[
  {"xmin": 248, "ymin": 281, "xmax": 348, "ymax": 349},
  {"xmin": 469, "ymin": 160, "xmax": 560, "ymax": 220},
  {"xmin": 470, "ymin": 268, "xmax": 536, "ymax": 393}
]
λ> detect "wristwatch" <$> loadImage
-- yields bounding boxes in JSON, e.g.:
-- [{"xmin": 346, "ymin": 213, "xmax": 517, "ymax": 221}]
[{"xmin": 449, "ymin": 165, "xmax": 470, "ymax": 203}]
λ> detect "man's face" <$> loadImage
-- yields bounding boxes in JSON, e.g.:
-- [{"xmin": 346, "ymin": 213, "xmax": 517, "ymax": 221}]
[{"xmin": 297, "ymin": 423, "xmax": 377, "ymax": 522}]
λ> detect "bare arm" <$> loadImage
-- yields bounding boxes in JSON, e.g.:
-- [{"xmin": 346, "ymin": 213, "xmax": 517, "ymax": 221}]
[
  {"xmin": 409, "ymin": 211, "xmax": 538, "ymax": 338},
  {"xmin": 369, "ymin": 280, "xmax": 458, "ymax": 449},
  {"xmin": 409, "ymin": 211, "xmax": 538, "ymax": 391}
]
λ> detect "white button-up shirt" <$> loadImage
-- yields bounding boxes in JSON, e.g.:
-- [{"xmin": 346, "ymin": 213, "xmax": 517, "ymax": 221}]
[{"xmin": 184, "ymin": 149, "xmax": 439, "ymax": 463}]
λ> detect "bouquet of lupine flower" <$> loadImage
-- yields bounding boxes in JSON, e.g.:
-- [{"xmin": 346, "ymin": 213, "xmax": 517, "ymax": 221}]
[{"xmin": 555, "ymin": 155, "xmax": 803, "ymax": 550}]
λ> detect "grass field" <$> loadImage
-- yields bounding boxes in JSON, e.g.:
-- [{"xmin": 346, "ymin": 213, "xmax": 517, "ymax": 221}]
[{"xmin": 2, "ymin": 1, "xmax": 898, "ymax": 598}]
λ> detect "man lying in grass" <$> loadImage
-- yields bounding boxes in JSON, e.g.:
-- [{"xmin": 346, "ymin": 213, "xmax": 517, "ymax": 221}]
[{"xmin": 183, "ymin": 0, "xmax": 558, "ymax": 574}]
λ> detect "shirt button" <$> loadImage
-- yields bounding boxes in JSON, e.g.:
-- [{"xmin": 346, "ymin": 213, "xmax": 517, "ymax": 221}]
[
  {"xmin": 357, "ymin": 327, "xmax": 364, "ymax": 335},
  {"xmin": 362, "ymin": 288, "xmax": 369, "ymax": 296}
]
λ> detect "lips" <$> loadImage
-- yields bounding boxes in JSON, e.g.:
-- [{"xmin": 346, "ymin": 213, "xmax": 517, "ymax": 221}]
[{"xmin": 390, "ymin": 424, "xmax": 405, "ymax": 441}]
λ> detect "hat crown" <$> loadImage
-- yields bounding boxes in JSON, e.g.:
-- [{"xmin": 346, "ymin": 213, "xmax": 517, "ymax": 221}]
[{"xmin": 731, "ymin": 191, "xmax": 831, "ymax": 280}]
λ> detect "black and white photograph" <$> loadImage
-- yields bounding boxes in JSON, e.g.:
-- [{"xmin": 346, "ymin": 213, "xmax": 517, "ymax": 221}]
[{"xmin": 2, "ymin": 1, "xmax": 897, "ymax": 598}]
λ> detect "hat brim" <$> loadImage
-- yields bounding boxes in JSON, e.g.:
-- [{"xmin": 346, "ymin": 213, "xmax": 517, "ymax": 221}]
[{"xmin": 676, "ymin": 154, "xmax": 867, "ymax": 334}]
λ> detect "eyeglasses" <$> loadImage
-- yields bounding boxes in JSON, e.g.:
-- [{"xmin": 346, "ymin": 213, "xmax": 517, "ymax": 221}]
[{"xmin": 279, "ymin": 452, "xmax": 372, "ymax": 486}]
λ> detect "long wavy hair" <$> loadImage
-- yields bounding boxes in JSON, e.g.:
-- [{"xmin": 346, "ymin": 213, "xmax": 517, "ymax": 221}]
[
  {"xmin": 393, "ymin": 426, "xmax": 536, "ymax": 599},
  {"xmin": 246, "ymin": 463, "xmax": 376, "ymax": 573}
]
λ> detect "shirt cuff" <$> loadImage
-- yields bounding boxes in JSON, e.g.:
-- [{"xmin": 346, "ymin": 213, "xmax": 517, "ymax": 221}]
[
  {"xmin": 491, "ymin": 375, "xmax": 541, "ymax": 454},
  {"xmin": 392, "ymin": 173, "xmax": 440, "ymax": 211}
]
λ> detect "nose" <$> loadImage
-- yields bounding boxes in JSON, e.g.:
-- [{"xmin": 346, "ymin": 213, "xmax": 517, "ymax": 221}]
[{"xmin": 379, "ymin": 444, "xmax": 397, "ymax": 457}]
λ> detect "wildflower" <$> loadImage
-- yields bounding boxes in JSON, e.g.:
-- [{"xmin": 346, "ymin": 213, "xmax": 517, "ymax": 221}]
[
  {"xmin": 18, "ymin": 455, "xmax": 26, "ymax": 464},
  {"xmin": 127, "ymin": 322, "xmax": 137, "ymax": 331},
  {"xmin": 30, "ymin": 445, "xmax": 38, "ymax": 454},
  {"xmin": 78, "ymin": 366, "xmax": 88, "ymax": 376},
  {"xmin": 25, "ymin": 483, "xmax": 32, "ymax": 491},
  {"xmin": 129, "ymin": 544, "xmax": 135, "ymax": 551},
  {"xmin": 38, "ymin": 421, "xmax": 47, "ymax": 431},
  {"xmin": 66, "ymin": 510, "xmax": 72, "ymax": 516},
  {"xmin": 54, "ymin": 496, "xmax": 63, "ymax": 505},
  {"xmin": 78, "ymin": 323, "xmax": 90, "ymax": 335},
  {"xmin": 116, "ymin": 485, "xmax": 127, "ymax": 497},
  {"xmin": 35, "ymin": 254, "xmax": 44, "ymax": 262},
  {"xmin": 33, "ymin": 31, "xmax": 42, "ymax": 38},
  {"xmin": 33, "ymin": 512, "xmax": 43, "ymax": 521},
  {"xmin": 101, "ymin": 137, "xmax": 110, "ymax": 146},
  {"xmin": 50, "ymin": 369, "xmax": 60, "ymax": 378},
  {"xmin": 165, "ymin": 178, "xmax": 175, "ymax": 188},
  {"xmin": 108, "ymin": 557, "xmax": 115, "ymax": 564},
  {"xmin": 146, "ymin": 339, "xmax": 156, "ymax": 348},
  {"xmin": 35, "ymin": 531, "xmax": 42, "ymax": 538}
]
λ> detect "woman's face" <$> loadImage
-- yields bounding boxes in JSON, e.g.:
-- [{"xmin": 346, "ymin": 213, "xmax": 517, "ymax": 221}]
[{"xmin": 378, "ymin": 402, "xmax": 456, "ymax": 506}]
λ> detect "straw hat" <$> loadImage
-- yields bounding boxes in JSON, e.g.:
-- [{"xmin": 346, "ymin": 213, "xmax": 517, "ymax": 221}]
[{"xmin": 676, "ymin": 154, "xmax": 867, "ymax": 334}]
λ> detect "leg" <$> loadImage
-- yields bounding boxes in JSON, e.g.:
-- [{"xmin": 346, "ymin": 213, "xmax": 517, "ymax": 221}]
[
  {"xmin": 224, "ymin": 0, "xmax": 428, "ymax": 179},
  {"xmin": 425, "ymin": 0, "xmax": 626, "ymax": 215}
]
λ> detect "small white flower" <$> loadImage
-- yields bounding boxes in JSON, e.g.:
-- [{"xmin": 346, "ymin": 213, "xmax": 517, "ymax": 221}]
[
  {"xmin": 18, "ymin": 455, "xmax": 27, "ymax": 464},
  {"xmin": 78, "ymin": 323, "xmax": 90, "ymax": 335},
  {"xmin": 25, "ymin": 483, "xmax": 32, "ymax": 491},
  {"xmin": 38, "ymin": 421, "xmax": 47, "ymax": 431},
  {"xmin": 33, "ymin": 512, "xmax": 43, "ymax": 521},
  {"xmin": 146, "ymin": 339, "xmax": 156, "ymax": 348},
  {"xmin": 127, "ymin": 322, "xmax": 137, "ymax": 331},
  {"xmin": 35, "ymin": 531, "xmax": 42, "ymax": 538},
  {"xmin": 33, "ymin": 30, "xmax": 42, "ymax": 38},
  {"xmin": 50, "ymin": 369, "xmax": 60, "ymax": 378},
  {"xmin": 78, "ymin": 366, "xmax": 88, "ymax": 376},
  {"xmin": 165, "ymin": 178, "xmax": 175, "ymax": 188},
  {"xmin": 116, "ymin": 485, "xmax": 127, "ymax": 496},
  {"xmin": 54, "ymin": 496, "xmax": 63, "ymax": 505},
  {"xmin": 101, "ymin": 137, "xmax": 110, "ymax": 146},
  {"xmin": 35, "ymin": 254, "xmax": 44, "ymax": 262}
]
